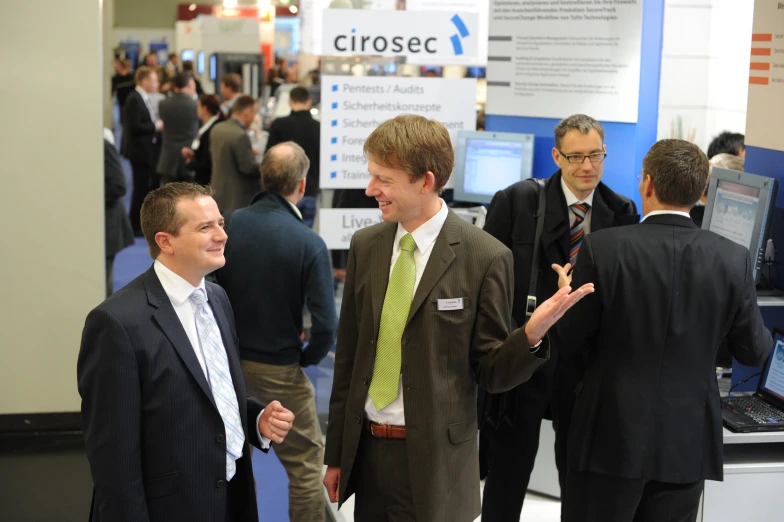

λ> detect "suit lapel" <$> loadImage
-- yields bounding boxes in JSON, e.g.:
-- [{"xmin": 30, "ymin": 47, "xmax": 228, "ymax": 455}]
[
  {"xmin": 371, "ymin": 223, "xmax": 397, "ymax": 338},
  {"xmin": 407, "ymin": 212, "xmax": 459, "ymax": 324},
  {"xmin": 145, "ymin": 269, "xmax": 216, "ymax": 408},
  {"xmin": 590, "ymin": 187, "xmax": 614, "ymax": 232},
  {"xmin": 541, "ymin": 174, "xmax": 570, "ymax": 265}
]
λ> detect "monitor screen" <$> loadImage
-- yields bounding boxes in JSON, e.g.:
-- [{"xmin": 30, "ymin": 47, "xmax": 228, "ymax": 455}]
[
  {"xmin": 181, "ymin": 49, "xmax": 194, "ymax": 63},
  {"xmin": 759, "ymin": 331, "xmax": 784, "ymax": 405},
  {"xmin": 452, "ymin": 131, "xmax": 535, "ymax": 205},
  {"xmin": 209, "ymin": 54, "xmax": 217, "ymax": 81},
  {"xmin": 702, "ymin": 168, "xmax": 777, "ymax": 284},
  {"xmin": 197, "ymin": 51, "xmax": 205, "ymax": 75}
]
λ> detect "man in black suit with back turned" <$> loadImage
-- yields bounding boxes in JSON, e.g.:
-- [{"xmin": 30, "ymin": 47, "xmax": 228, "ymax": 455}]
[
  {"xmin": 556, "ymin": 139, "xmax": 771, "ymax": 522},
  {"xmin": 121, "ymin": 65, "xmax": 163, "ymax": 236},
  {"xmin": 481, "ymin": 114, "xmax": 639, "ymax": 521},
  {"xmin": 78, "ymin": 183, "xmax": 296, "ymax": 522}
]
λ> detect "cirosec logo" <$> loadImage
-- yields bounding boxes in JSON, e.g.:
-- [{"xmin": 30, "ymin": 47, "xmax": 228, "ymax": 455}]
[{"xmin": 323, "ymin": 9, "xmax": 479, "ymax": 61}]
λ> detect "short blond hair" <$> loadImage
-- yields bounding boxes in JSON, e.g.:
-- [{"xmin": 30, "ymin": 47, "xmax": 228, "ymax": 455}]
[
  {"xmin": 134, "ymin": 66, "xmax": 156, "ymax": 85},
  {"xmin": 140, "ymin": 183, "xmax": 214, "ymax": 259},
  {"xmin": 363, "ymin": 114, "xmax": 454, "ymax": 193}
]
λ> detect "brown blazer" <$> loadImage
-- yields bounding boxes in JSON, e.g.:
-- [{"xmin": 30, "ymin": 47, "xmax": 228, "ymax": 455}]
[{"xmin": 325, "ymin": 210, "xmax": 550, "ymax": 522}]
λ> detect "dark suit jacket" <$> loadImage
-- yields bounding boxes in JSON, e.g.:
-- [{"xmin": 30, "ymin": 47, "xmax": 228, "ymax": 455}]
[
  {"xmin": 325, "ymin": 210, "xmax": 550, "ymax": 522},
  {"xmin": 557, "ymin": 214, "xmax": 771, "ymax": 483},
  {"xmin": 265, "ymin": 110, "xmax": 320, "ymax": 196},
  {"xmin": 191, "ymin": 119, "xmax": 219, "ymax": 186},
  {"xmin": 157, "ymin": 93, "xmax": 199, "ymax": 180},
  {"xmin": 78, "ymin": 267, "xmax": 266, "ymax": 522},
  {"xmin": 121, "ymin": 89, "xmax": 157, "ymax": 166},
  {"xmin": 103, "ymin": 139, "xmax": 134, "ymax": 257},
  {"xmin": 482, "ymin": 172, "xmax": 639, "ymax": 409},
  {"xmin": 210, "ymin": 119, "xmax": 260, "ymax": 214}
]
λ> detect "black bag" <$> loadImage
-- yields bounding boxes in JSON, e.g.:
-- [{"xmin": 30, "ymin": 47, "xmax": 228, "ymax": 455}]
[{"xmin": 479, "ymin": 178, "xmax": 547, "ymax": 436}]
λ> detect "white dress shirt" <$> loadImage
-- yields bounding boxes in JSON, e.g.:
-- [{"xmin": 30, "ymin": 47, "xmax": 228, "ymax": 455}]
[
  {"xmin": 364, "ymin": 199, "xmax": 450, "ymax": 425},
  {"xmin": 153, "ymin": 260, "xmax": 269, "ymax": 449},
  {"xmin": 135, "ymin": 86, "xmax": 154, "ymax": 119},
  {"xmin": 561, "ymin": 176, "xmax": 595, "ymax": 234},
  {"xmin": 641, "ymin": 210, "xmax": 692, "ymax": 222}
]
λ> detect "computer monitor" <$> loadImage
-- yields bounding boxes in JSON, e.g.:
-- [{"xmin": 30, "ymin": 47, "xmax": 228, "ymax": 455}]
[
  {"xmin": 209, "ymin": 54, "xmax": 217, "ymax": 81},
  {"xmin": 181, "ymin": 49, "xmax": 194, "ymax": 63},
  {"xmin": 702, "ymin": 167, "xmax": 778, "ymax": 284},
  {"xmin": 197, "ymin": 51, "xmax": 205, "ymax": 75},
  {"xmin": 452, "ymin": 131, "xmax": 535, "ymax": 205},
  {"xmin": 759, "ymin": 329, "xmax": 784, "ymax": 404}
]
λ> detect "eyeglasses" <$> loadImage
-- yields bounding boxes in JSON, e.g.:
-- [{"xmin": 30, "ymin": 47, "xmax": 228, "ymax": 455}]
[{"xmin": 558, "ymin": 150, "xmax": 607, "ymax": 164}]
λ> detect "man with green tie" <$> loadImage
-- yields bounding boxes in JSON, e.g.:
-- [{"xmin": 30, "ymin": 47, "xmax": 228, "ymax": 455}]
[{"xmin": 322, "ymin": 114, "xmax": 594, "ymax": 522}]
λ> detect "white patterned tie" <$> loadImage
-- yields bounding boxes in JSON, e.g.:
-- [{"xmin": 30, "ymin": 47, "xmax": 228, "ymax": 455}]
[{"xmin": 190, "ymin": 288, "xmax": 245, "ymax": 480}]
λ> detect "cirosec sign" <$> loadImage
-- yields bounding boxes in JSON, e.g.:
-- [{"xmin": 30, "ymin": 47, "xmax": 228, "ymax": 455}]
[{"xmin": 322, "ymin": 9, "xmax": 480, "ymax": 63}]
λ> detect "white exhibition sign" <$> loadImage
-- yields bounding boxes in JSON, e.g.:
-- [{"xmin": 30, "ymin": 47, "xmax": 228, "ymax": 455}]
[
  {"xmin": 745, "ymin": 0, "xmax": 784, "ymax": 152},
  {"xmin": 319, "ymin": 208, "xmax": 383, "ymax": 249},
  {"xmin": 319, "ymin": 75, "xmax": 477, "ymax": 189},
  {"xmin": 406, "ymin": 0, "xmax": 489, "ymax": 66},
  {"xmin": 486, "ymin": 0, "xmax": 644, "ymax": 123},
  {"xmin": 322, "ymin": 9, "xmax": 481, "ymax": 64}
]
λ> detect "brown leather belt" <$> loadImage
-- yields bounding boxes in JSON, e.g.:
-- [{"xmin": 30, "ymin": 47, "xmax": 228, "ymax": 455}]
[{"xmin": 364, "ymin": 418, "xmax": 407, "ymax": 439}]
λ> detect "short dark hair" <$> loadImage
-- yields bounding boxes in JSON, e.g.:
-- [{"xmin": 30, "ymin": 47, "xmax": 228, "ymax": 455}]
[
  {"xmin": 231, "ymin": 95, "xmax": 257, "ymax": 115},
  {"xmin": 221, "ymin": 73, "xmax": 242, "ymax": 93},
  {"xmin": 261, "ymin": 142, "xmax": 310, "ymax": 196},
  {"xmin": 171, "ymin": 72, "xmax": 192, "ymax": 90},
  {"xmin": 182, "ymin": 60, "xmax": 194, "ymax": 72},
  {"xmin": 141, "ymin": 183, "xmax": 214, "ymax": 259},
  {"xmin": 643, "ymin": 139, "xmax": 709, "ymax": 207},
  {"xmin": 554, "ymin": 114, "xmax": 604, "ymax": 149},
  {"xmin": 289, "ymin": 86, "xmax": 311, "ymax": 104},
  {"xmin": 707, "ymin": 131, "xmax": 745, "ymax": 159},
  {"xmin": 198, "ymin": 94, "xmax": 224, "ymax": 119}
]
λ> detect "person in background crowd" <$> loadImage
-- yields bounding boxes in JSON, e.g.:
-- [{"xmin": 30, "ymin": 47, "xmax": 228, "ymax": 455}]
[
  {"xmin": 182, "ymin": 94, "xmax": 225, "ymax": 186},
  {"xmin": 220, "ymin": 73, "xmax": 243, "ymax": 115},
  {"xmin": 111, "ymin": 58, "xmax": 135, "ymax": 123},
  {"xmin": 182, "ymin": 60, "xmax": 205, "ymax": 96},
  {"xmin": 707, "ymin": 131, "xmax": 745, "ymax": 159},
  {"xmin": 102, "ymin": 135, "xmax": 134, "ymax": 296},
  {"xmin": 157, "ymin": 73, "xmax": 199, "ymax": 185},
  {"xmin": 265, "ymin": 87, "xmax": 321, "ymax": 228}
]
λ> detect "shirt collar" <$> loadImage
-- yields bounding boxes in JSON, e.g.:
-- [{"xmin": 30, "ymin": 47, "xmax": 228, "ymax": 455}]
[
  {"xmin": 135, "ymin": 86, "xmax": 149, "ymax": 101},
  {"xmin": 154, "ymin": 259, "xmax": 206, "ymax": 306},
  {"xmin": 197, "ymin": 114, "xmax": 220, "ymax": 137},
  {"xmin": 231, "ymin": 117, "xmax": 247, "ymax": 130},
  {"xmin": 560, "ymin": 175, "xmax": 595, "ymax": 208},
  {"xmin": 286, "ymin": 199, "xmax": 303, "ymax": 220},
  {"xmin": 395, "ymin": 198, "xmax": 449, "ymax": 256},
  {"xmin": 641, "ymin": 210, "xmax": 693, "ymax": 222}
]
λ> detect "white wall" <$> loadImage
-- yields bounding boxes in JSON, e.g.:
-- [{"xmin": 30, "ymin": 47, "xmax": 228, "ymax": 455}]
[
  {"xmin": 658, "ymin": 0, "xmax": 754, "ymax": 152},
  {"xmin": 0, "ymin": 1, "xmax": 105, "ymax": 414}
]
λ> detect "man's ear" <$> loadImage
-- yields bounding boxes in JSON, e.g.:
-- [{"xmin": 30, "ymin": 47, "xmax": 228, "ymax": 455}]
[
  {"xmin": 155, "ymin": 232, "xmax": 174, "ymax": 255},
  {"xmin": 422, "ymin": 171, "xmax": 437, "ymax": 194}
]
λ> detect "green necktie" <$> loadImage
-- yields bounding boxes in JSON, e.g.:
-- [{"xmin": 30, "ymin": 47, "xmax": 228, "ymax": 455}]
[{"xmin": 369, "ymin": 233, "xmax": 417, "ymax": 410}]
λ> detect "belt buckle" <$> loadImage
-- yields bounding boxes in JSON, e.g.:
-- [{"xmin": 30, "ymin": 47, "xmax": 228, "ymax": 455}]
[{"xmin": 369, "ymin": 421, "xmax": 388, "ymax": 438}]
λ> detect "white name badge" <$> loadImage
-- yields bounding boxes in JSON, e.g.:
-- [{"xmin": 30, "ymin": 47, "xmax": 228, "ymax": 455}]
[{"xmin": 437, "ymin": 298, "xmax": 464, "ymax": 311}]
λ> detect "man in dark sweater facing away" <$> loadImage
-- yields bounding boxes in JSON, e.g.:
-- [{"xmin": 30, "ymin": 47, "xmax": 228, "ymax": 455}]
[{"xmin": 217, "ymin": 141, "xmax": 337, "ymax": 522}]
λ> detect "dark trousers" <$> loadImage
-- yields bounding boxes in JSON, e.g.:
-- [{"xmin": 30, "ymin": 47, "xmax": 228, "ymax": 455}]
[
  {"xmin": 481, "ymin": 362, "xmax": 576, "ymax": 521},
  {"xmin": 130, "ymin": 161, "xmax": 156, "ymax": 234},
  {"xmin": 563, "ymin": 470, "xmax": 704, "ymax": 522},
  {"xmin": 353, "ymin": 431, "xmax": 416, "ymax": 522}
]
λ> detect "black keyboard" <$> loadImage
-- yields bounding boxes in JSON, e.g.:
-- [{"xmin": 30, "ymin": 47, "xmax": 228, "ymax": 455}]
[{"xmin": 725, "ymin": 397, "xmax": 784, "ymax": 424}]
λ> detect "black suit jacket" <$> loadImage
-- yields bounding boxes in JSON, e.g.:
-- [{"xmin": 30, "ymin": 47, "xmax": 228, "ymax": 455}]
[
  {"xmin": 191, "ymin": 120, "xmax": 218, "ymax": 186},
  {"xmin": 482, "ymin": 172, "xmax": 639, "ymax": 405},
  {"xmin": 157, "ymin": 93, "xmax": 199, "ymax": 180},
  {"xmin": 265, "ymin": 110, "xmax": 320, "ymax": 196},
  {"xmin": 558, "ymin": 214, "xmax": 771, "ymax": 483},
  {"xmin": 103, "ymin": 139, "xmax": 134, "ymax": 257},
  {"xmin": 121, "ymin": 90, "xmax": 157, "ymax": 166},
  {"xmin": 78, "ymin": 267, "xmax": 265, "ymax": 522}
]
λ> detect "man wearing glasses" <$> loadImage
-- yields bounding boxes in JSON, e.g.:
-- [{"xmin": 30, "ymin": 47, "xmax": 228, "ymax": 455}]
[{"xmin": 480, "ymin": 114, "xmax": 639, "ymax": 521}]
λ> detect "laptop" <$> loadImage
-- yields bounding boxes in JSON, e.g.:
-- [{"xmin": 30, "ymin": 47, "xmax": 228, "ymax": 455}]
[{"xmin": 721, "ymin": 328, "xmax": 784, "ymax": 432}]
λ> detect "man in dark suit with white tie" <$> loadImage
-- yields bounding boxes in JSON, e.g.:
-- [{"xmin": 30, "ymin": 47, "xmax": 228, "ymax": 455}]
[
  {"xmin": 122, "ymin": 66, "xmax": 163, "ymax": 235},
  {"xmin": 78, "ymin": 183, "xmax": 296, "ymax": 522},
  {"xmin": 157, "ymin": 72, "xmax": 199, "ymax": 184},
  {"xmin": 555, "ymin": 139, "xmax": 771, "ymax": 522},
  {"xmin": 322, "ymin": 115, "xmax": 595, "ymax": 522}
]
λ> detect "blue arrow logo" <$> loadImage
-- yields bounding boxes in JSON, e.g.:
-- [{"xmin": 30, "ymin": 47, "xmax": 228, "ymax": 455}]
[{"xmin": 450, "ymin": 15, "xmax": 469, "ymax": 55}]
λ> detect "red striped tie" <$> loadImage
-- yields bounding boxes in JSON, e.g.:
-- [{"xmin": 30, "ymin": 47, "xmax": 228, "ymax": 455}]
[{"xmin": 569, "ymin": 203, "xmax": 590, "ymax": 266}]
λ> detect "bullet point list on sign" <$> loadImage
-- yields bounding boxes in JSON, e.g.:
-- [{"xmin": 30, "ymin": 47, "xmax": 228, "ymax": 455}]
[
  {"xmin": 331, "ymin": 137, "xmax": 337, "ymax": 144},
  {"xmin": 330, "ymin": 172, "xmax": 337, "ymax": 179},
  {"xmin": 331, "ymin": 102, "xmax": 338, "ymax": 109},
  {"xmin": 332, "ymin": 85, "xmax": 338, "ymax": 92},
  {"xmin": 331, "ymin": 120, "xmax": 338, "ymax": 127}
]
